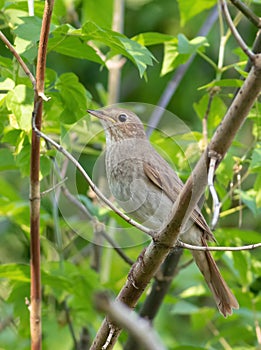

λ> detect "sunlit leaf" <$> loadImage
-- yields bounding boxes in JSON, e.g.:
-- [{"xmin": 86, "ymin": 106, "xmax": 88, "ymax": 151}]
[
  {"xmin": 55, "ymin": 73, "xmax": 88, "ymax": 123},
  {"xmin": 5, "ymin": 85, "xmax": 34, "ymax": 131},
  {"xmin": 177, "ymin": 0, "xmax": 216, "ymax": 26}
]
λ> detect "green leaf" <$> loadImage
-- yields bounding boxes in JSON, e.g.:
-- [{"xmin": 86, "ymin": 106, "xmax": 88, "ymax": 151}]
[
  {"xmin": 133, "ymin": 32, "xmax": 174, "ymax": 46},
  {"xmin": 199, "ymin": 79, "xmax": 244, "ymax": 90},
  {"xmin": 236, "ymin": 189, "xmax": 260, "ymax": 216},
  {"xmin": 179, "ymin": 285, "xmax": 206, "ymax": 298},
  {"xmin": 0, "ymin": 56, "xmax": 13, "ymax": 69},
  {"xmin": 161, "ymin": 39, "xmax": 181, "ymax": 76},
  {"xmin": 13, "ymin": 16, "xmax": 43, "ymax": 42},
  {"xmin": 177, "ymin": 34, "xmax": 208, "ymax": 54},
  {"xmin": 250, "ymin": 144, "xmax": 261, "ymax": 172},
  {"xmin": 48, "ymin": 22, "xmax": 155, "ymax": 77},
  {"xmin": 16, "ymin": 135, "xmax": 31, "ymax": 177},
  {"xmin": 177, "ymin": 0, "xmax": 216, "ymax": 26},
  {"xmin": 0, "ymin": 148, "xmax": 16, "ymax": 171},
  {"xmin": 45, "ymin": 68, "xmax": 58, "ymax": 89},
  {"xmin": 55, "ymin": 73, "xmax": 88, "ymax": 124},
  {"xmin": 191, "ymin": 308, "xmax": 216, "ymax": 330},
  {"xmin": 80, "ymin": 21, "xmax": 155, "ymax": 77},
  {"xmin": 254, "ymin": 173, "xmax": 261, "ymax": 208},
  {"xmin": 161, "ymin": 34, "xmax": 208, "ymax": 76},
  {"xmin": 5, "ymin": 85, "xmax": 34, "ymax": 131},
  {"xmin": 48, "ymin": 25, "xmax": 104, "ymax": 63},
  {"xmin": 0, "ymin": 177, "xmax": 21, "ymax": 201},
  {"xmin": 232, "ymin": 250, "xmax": 251, "ymax": 285},
  {"xmin": 193, "ymin": 94, "xmax": 226, "ymax": 129},
  {"xmin": 171, "ymin": 300, "xmax": 199, "ymax": 315},
  {"xmin": 0, "ymin": 77, "xmax": 15, "ymax": 90},
  {"xmin": 81, "ymin": 0, "xmax": 113, "ymax": 28},
  {"xmin": 0, "ymin": 264, "xmax": 30, "ymax": 282},
  {"xmin": 40, "ymin": 155, "xmax": 52, "ymax": 178},
  {"xmin": 117, "ymin": 36, "xmax": 154, "ymax": 77},
  {"xmin": 12, "ymin": 16, "xmax": 45, "ymax": 61}
]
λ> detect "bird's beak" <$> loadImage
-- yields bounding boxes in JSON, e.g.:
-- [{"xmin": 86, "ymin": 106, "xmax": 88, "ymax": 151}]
[{"xmin": 87, "ymin": 109, "xmax": 115, "ymax": 123}]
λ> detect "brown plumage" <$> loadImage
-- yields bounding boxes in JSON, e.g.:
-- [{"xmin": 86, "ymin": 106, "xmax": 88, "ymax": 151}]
[{"xmin": 88, "ymin": 107, "xmax": 239, "ymax": 317}]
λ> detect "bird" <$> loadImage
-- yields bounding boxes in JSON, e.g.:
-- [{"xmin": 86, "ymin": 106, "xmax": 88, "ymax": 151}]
[{"xmin": 88, "ymin": 107, "xmax": 239, "ymax": 317}]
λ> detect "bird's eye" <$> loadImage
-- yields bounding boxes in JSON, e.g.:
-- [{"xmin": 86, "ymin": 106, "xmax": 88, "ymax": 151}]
[{"xmin": 118, "ymin": 113, "xmax": 127, "ymax": 122}]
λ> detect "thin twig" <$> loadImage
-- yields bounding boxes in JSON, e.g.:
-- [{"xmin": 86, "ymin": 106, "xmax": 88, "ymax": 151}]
[
  {"xmin": 177, "ymin": 241, "xmax": 261, "ymax": 251},
  {"xmin": 46, "ymin": 148, "xmax": 134, "ymax": 266},
  {"xmin": 100, "ymin": 230, "xmax": 134, "ymax": 266},
  {"xmin": 32, "ymin": 119, "xmax": 153, "ymax": 237},
  {"xmin": 230, "ymin": 0, "xmax": 261, "ymax": 28},
  {"xmin": 62, "ymin": 187, "xmax": 134, "ymax": 266},
  {"xmin": 0, "ymin": 31, "xmax": 36, "ymax": 89},
  {"xmin": 208, "ymin": 321, "xmax": 232, "ymax": 350},
  {"xmin": 63, "ymin": 301, "xmax": 79, "ymax": 350},
  {"xmin": 220, "ymin": 0, "xmax": 255, "ymax": 60},
  {"xmin": 220, "ymin": 170, "xmax": 249, "ymax": 206},
  {"xmin": 40, "ymin": 177, "xmax": 68, "ymax": 197}
]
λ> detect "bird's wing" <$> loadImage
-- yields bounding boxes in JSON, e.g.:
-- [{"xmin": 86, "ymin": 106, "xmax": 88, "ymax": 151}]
[{"xmin": 143, "ymin": 162, "xmax": 214, "ymax": 241}]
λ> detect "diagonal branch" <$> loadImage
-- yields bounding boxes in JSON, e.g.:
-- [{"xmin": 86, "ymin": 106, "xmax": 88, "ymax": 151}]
[
  {"xmin": 230, "ymin": 0, "xmax": 261, "ymax": 28},
  {"xmin": 220, "ymin": 0, "xmax": 255, "ymax": 60},
  {"xmin": 90, "ymin": 54, "xmax": 261, "ymax": 350},
  {"xmin": 0, "ymin": 31, "xmax": 36, "ymax": 89}
]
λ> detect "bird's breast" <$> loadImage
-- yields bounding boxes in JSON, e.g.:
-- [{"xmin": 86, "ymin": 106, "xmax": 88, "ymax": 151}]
[{"xmin": 105, "ymin": 141, "xmax": 173, "ymax": 230}]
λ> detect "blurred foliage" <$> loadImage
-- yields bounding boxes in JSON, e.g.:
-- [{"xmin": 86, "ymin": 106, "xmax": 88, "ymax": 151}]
[{"xmin": 0, "ymin": 0, "xmax": 261, "ymax": 349}]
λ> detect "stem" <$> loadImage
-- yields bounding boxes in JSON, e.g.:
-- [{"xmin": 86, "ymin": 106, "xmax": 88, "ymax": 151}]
[
  {"xmin": 107, "ymin": 0, "xmax": 125, "ymax": 104},
  {"xmin": 30, "ymin": 1, "xmax": 54, "ymax": 349}
]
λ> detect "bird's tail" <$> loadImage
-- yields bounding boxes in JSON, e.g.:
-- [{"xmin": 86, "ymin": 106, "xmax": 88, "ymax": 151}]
[{"xmin": 191, "ymin": 247, "xmax": 239, "ymax": 317}]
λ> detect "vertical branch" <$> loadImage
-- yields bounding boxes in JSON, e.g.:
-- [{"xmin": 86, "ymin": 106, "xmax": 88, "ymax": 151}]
[
  {"xmin": 30, "ymin": 1, "xmax": 54, "ymax": 349},
  {"xmin": 107, "ymin": 0, "xmax": 125, "ymax": 104}
]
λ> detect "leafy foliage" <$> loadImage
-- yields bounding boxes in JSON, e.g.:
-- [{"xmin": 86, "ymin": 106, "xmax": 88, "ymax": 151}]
[{"xmin": 0, "ymin": 0, "xmax": 260, "ymax": 349}]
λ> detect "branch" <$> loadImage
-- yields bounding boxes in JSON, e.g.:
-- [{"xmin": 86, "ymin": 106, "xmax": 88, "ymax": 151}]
[
  {"xmin": 230, "ymin": 0, "xmax": 261, "ymax": 28},
  {"xmin": 94, "ymin": 293, "xmax": 166, "ymax": 350},
  {"xmin": 32, "ymin": 120, "xmax": 152, "ymax": 237},
  {"xmin": 47, "ymin": 149, "xmax": 134, "ymax": 266},
  {"xmin": 0, "ymin": 31, "xmax": 36, "ymax": 89},
  {"xmin": 177, "ymin": 241, "xmax": 261, "ymax": 251},
  {"xmin": 220, "ymin": 0, "xmax": 255, "ymax": 60},
  {"xmin": 30, "ymin": 1, "xmax": 54, "ymax": 349},
  {"xmin": 124, "ymin": 248, "xmax": 183, "ymax": 350},
  {"xmin": 90, "ymin": 55, "xmax": 261, "ymax": 349}
]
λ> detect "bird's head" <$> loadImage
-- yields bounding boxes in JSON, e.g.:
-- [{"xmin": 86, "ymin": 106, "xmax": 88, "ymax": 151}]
[{"xmin": 88, "ymin": 107, "xmax": 146, "ymax": 144}]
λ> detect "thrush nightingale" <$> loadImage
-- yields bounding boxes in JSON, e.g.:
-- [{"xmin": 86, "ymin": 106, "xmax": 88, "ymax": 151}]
[{"xmin": 88, "ymin": 107, "xmax": 239, "ymax": 317}]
